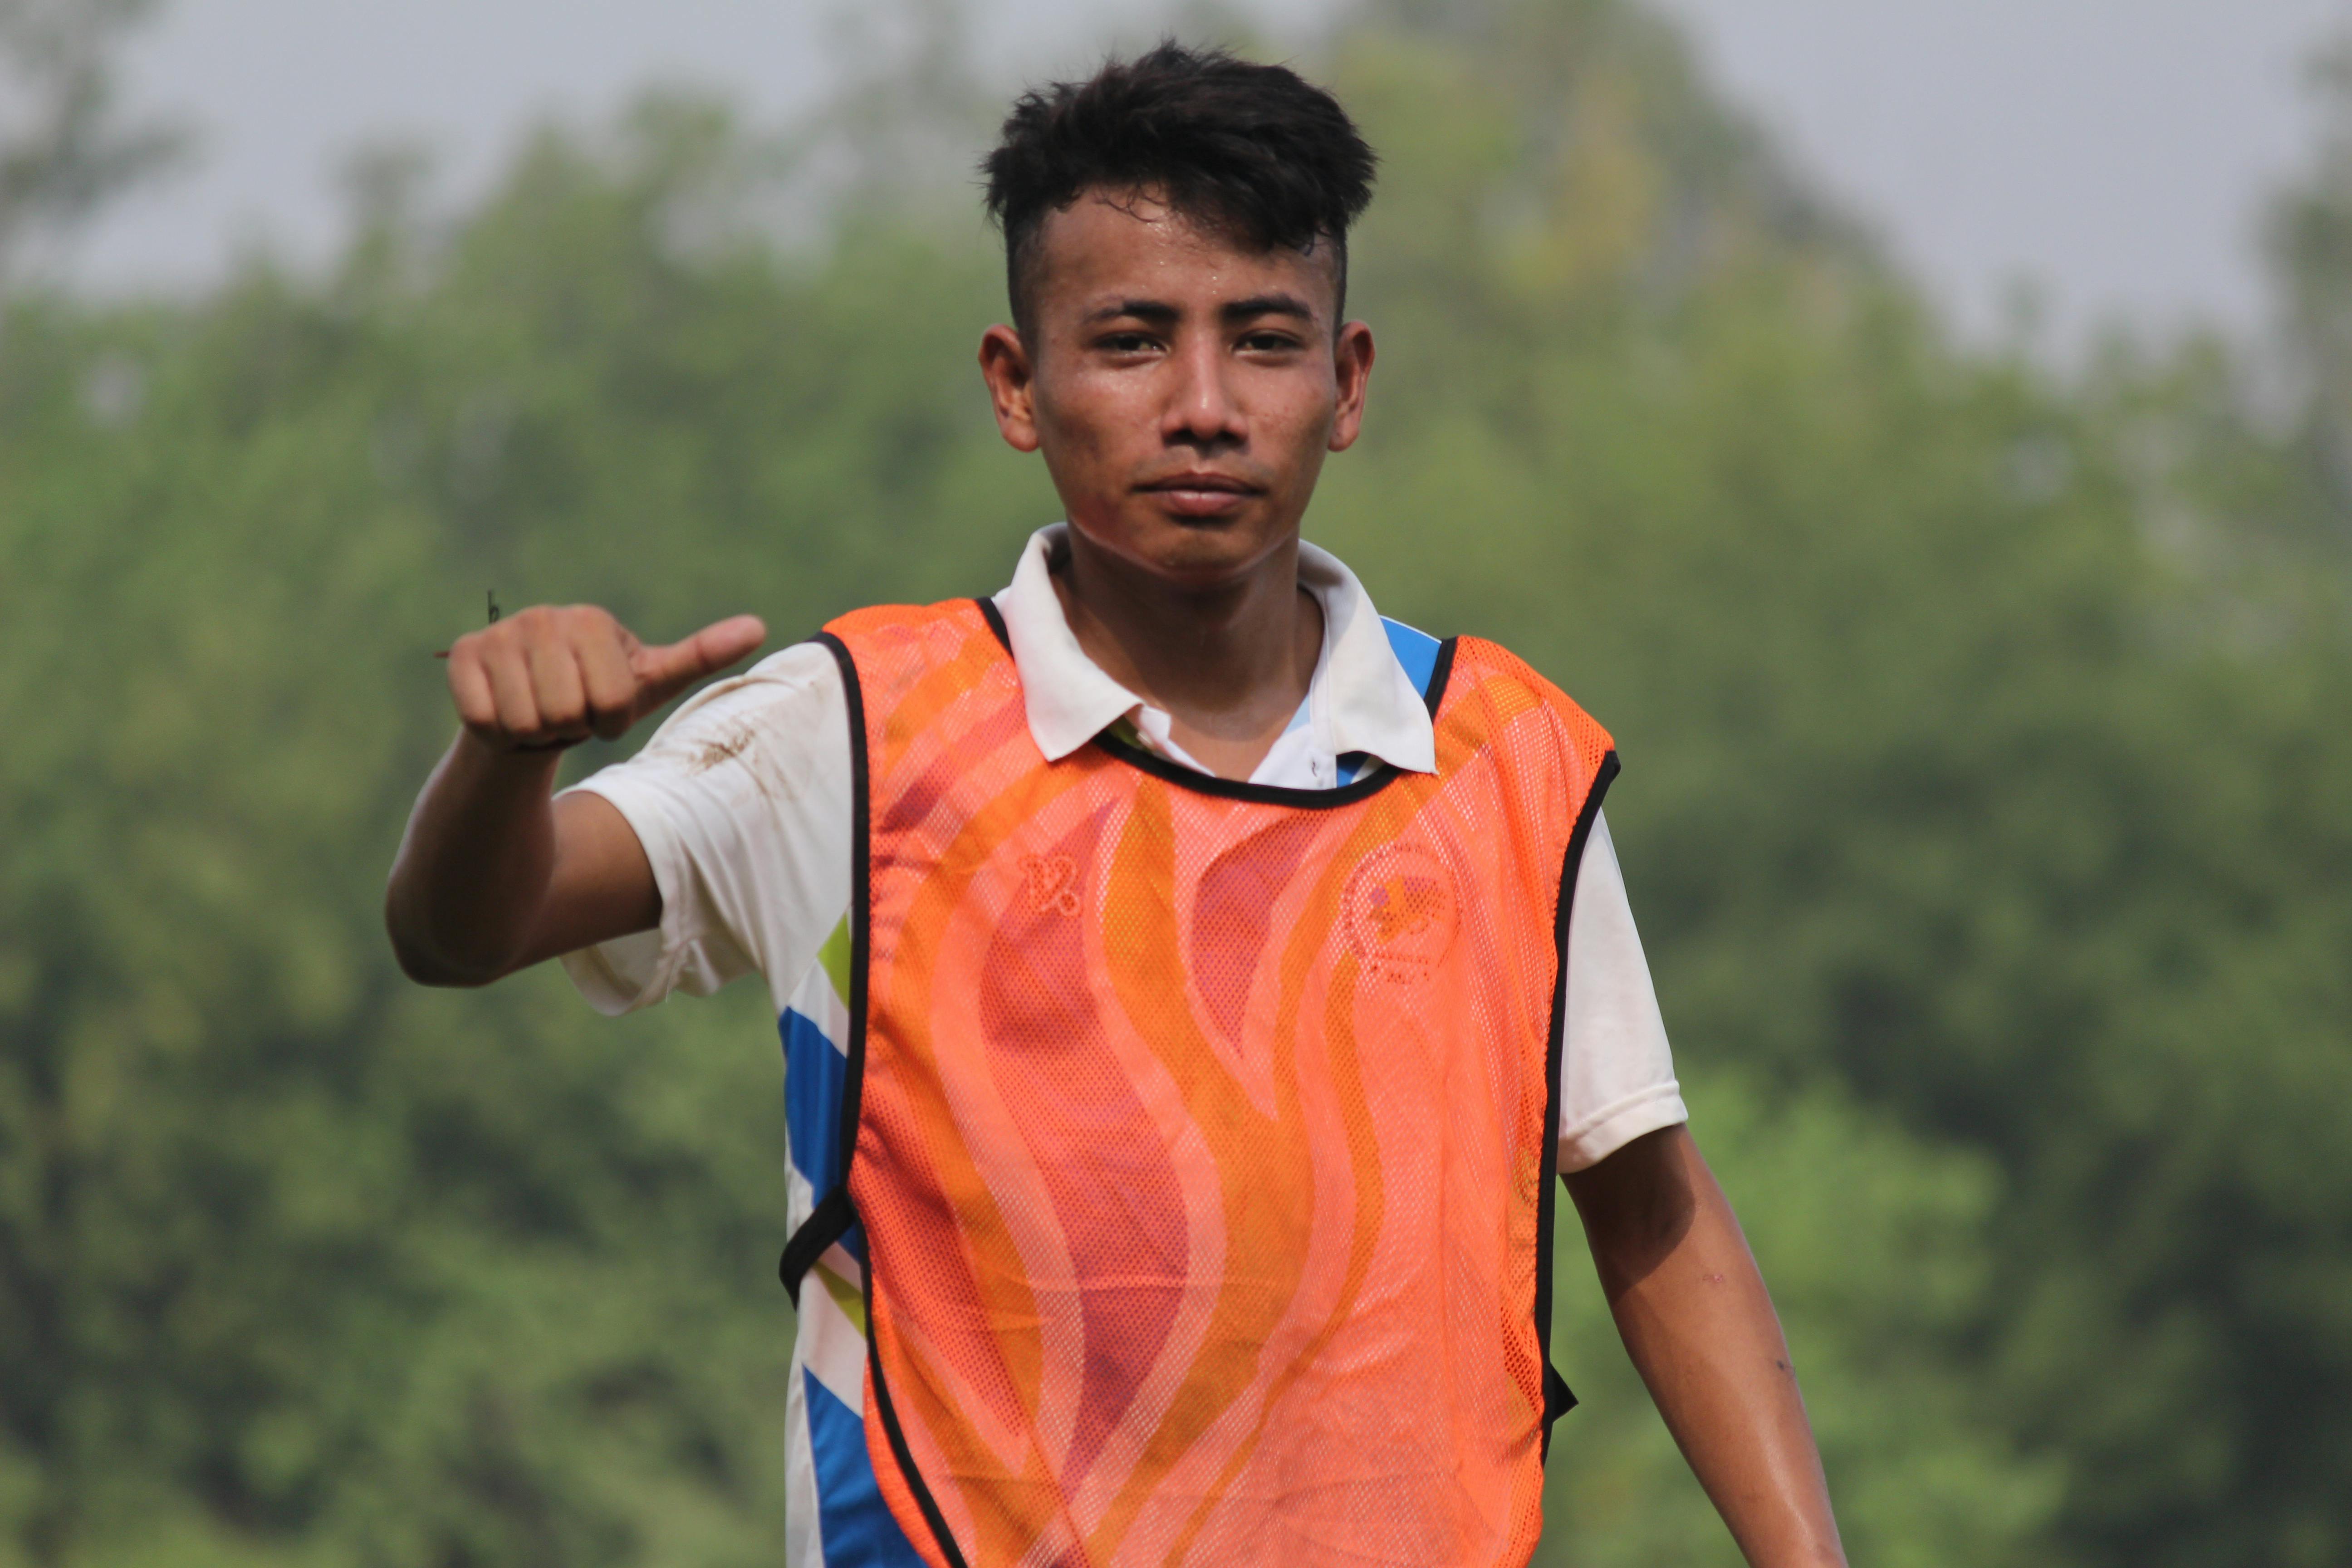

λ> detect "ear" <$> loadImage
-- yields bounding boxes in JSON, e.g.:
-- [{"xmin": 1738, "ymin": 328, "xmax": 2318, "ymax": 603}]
[
  {"xmin": 1327, "ymin": 319, "xmax": 1376, "ymax": 453},
  {"xmin": 979, "ymin": 324, "xmax": 1041, "ymax": 453}
]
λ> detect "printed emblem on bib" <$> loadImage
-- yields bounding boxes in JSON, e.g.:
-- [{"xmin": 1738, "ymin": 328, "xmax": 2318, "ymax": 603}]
[
  {"xmin": 1019, "ymin": 853, "xmax": 1082, "ymax": 916},
  {"xmin": 1342, "ymin": 843, "xmax": 1458, "ymax": 981}
]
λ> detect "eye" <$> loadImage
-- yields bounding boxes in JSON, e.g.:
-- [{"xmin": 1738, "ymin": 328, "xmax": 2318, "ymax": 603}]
[
  {"xmin": 1239, "ymin": 329, "xmax": 1305, "ymax": 353},
  {"xmin": 1095, "ymin": 331, "xmax": 1161, "ymax": 354}
]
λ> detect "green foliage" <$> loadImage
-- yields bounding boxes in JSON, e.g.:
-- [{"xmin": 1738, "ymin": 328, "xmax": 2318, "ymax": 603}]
[
  {"xmin": 1543, "ymin": 1074, "xmax": 2060, "ymax": 1568},
  {"xmin": 1, "ymin": 0, "xmax": 2347, "ymax": 1563}
]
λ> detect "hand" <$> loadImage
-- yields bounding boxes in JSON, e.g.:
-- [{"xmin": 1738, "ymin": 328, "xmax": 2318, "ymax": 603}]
[{"xmin": 444, "ymin": 604, "xmax": 767, "ymax": 752}]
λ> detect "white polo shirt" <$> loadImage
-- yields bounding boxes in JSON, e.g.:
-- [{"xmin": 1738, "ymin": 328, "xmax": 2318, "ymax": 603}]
[{"xmin": 561, "ymin": 525, "xmax": 1688, "ymax": 1568}]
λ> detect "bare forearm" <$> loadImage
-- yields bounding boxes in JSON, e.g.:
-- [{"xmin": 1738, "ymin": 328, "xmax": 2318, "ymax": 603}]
[
  {"xmin": 1607, "ymin": 1204, "xmax": 1842, "ymax": 1563},
  {"xmin": 1570, "ymin": 1128, "xmax": 1845, "ymax": 1568},
  {"xmin": 385, "ymin": 732, "xmax": 566, "ymax": 984}
]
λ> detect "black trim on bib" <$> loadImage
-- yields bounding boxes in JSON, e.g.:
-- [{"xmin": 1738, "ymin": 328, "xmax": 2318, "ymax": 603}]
[
  {"xmin": 976, "ymin": 595, "xmax": 1012, "ymax": 652},
  {"xmin": 865, "ymin": 1256, "xmax": 972, "ymax": 1568},
  {"xmin": 777, "ymin": 1186, "xmax": 853, "ymax": 1306},
  {"xmin": 1092, "ymin": 733, "xmax": 1401, "ymax": 806},
  {"xmin": 1534, "ymin": 747, "xmax": 1620, "ymax": 1459},
  {"xmin": 1088, "ymin": 637, "xmax": 1460, "ymax": 808},
  {"xmin": 1421, "ymin": 635, "xmax": 1459, "ymax": 720},
  {"xmin": 776, "ymin": 632, "xmax": 874, "ymax": 1308},
  {"xmin": 817, "ymin": 632, "xmax": 874, "ymax": 1188}
]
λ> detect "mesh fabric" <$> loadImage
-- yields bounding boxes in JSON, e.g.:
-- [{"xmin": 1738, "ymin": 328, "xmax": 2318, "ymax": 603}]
[{"xmin": 828, "ymin": 600, "xmax": 1613, "ymax": 1568}]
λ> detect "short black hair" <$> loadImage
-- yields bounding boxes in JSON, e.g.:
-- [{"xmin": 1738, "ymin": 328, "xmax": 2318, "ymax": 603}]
[{"xmin": 982, "ymin": 43, "xmax": 1377, "ymax": 336}]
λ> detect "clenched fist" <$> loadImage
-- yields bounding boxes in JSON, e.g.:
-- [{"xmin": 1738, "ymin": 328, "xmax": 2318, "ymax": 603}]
[{"xmin": 445, "ymin": 604, "xmax": 768, "ymax": 751}]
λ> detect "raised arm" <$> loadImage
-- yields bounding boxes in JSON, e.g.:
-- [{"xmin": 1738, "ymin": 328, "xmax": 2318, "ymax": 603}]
[
  {"xmin": 385, "ymin": 604, "xmax": 765, "ymax": 986},
  {"xmin": 1564, "ymin": 1124, "xmax": 1847, "ymax": 1568}
]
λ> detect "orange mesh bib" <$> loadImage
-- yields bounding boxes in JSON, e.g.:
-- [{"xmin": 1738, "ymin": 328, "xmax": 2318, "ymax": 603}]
[{"xmin": 795, "ymin": 599, "xmax": 1616, "ymax": 1568}]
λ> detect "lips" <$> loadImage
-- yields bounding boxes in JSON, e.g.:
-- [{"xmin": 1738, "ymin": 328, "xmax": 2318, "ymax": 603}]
[
  {"xmin": 1139, "ymin": 472, "xmax": 1264, "ymax": 517},
  {"xmin": 1142, "ymin": 472, "xmax": 1258, "ymax": 493}
]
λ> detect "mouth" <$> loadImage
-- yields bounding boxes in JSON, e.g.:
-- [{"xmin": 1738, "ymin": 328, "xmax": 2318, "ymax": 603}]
[{"xmin": 1137, "ymin": 472, "xmax": 1265, "ymax": 518}]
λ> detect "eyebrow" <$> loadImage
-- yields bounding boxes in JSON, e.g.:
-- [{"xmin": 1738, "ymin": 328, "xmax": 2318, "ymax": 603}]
[
  {"xmin": 1082, "ymin": 293, "xmax": 1320, "ymax": 327},
  {"xmin": 1085, "ymin": 299, "xmax": 1180, "ymax": 326},
  {"xmin": 1220, "ymin": 293, "xmax": 1317, "ymax": 324}
]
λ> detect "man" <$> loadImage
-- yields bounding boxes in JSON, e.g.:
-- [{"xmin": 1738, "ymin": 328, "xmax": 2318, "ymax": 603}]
[{"xmin": 387, "ymin": 44, "xmax": 1846, "ymax": 1568}]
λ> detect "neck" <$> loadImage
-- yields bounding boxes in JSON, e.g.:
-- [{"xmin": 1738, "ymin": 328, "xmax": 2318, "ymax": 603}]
[{"xmin": 1051, "ymin": 527, "xmax": 1323, "ymax": 781}]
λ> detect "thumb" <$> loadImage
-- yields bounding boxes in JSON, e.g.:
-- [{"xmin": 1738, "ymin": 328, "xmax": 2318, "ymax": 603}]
[{"xmin": 633, "ymin": 614, "xmax": 768, "ymax": 710}]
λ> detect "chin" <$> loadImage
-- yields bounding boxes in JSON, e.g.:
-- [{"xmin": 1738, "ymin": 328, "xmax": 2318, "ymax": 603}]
[
  {"xmin": 1137, "ymin": 521, "xmax": 1273, "ymax": 581},
  {"xmin": 1066, "ymin": 501, "xmax": 1296, "ymax": 589}
]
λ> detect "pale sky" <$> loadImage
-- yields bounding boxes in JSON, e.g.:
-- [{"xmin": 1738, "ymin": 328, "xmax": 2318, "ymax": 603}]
[{"xmin": 55, "ymin": 0, "xmax": 2352, "ymax": 351}]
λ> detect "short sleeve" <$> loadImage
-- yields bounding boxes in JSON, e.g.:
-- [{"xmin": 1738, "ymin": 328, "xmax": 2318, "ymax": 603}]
[
  {"xmin": 558, "ymin": 641, "xmax": 853, "ymax": 1017},
  {"xmin": 1556, "ymin": 809, "xmax": 1688, "ymax": 1171}
]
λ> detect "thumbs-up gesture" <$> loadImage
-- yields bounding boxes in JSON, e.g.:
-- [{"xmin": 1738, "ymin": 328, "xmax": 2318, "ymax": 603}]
[{"xmin": 445, "ymin": 604, "xmax": 767, "ymax": 751}]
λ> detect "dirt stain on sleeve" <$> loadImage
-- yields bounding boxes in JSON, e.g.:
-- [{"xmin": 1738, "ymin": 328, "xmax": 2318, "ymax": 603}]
[{"xmin": 688, "ymin": 723, "xmax": 756, "ymax": 774}]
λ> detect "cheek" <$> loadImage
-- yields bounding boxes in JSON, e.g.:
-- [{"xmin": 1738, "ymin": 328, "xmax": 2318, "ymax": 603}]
[
  {"xmin": 1258, "ymin": 383, "xmax": 1339, "ymax": 463},
  {"xmin": 1035, "ymin": 370, "xmax": 1136, "ymax": 457},
  {"xmin": 1040, "ymin": 375, "xmax": 1186, "ymax": 484}
]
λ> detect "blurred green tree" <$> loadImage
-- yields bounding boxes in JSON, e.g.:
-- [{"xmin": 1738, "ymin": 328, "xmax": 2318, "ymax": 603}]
[{"xmin": 0, "ymin": 0, "xmax": 183, "ymax": 280}]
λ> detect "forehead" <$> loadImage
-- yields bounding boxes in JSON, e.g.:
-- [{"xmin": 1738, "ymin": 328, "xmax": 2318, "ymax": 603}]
[{"xmin": 1026, "ymin": 188, "xmax": 1339, "ymax": 322}]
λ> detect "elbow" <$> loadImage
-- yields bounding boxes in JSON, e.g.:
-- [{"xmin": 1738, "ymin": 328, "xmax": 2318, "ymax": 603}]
[
  {"xmin": 383, "ymin": 891, "xmax": 511, "ymax": 989},
  {"xmin": 1568, "ymin": 1125, "xmax": 1704, "ymax": 1292},
  {"xmin": 391, "ymin": 942, "xmax": 501, "ymax": 990}
]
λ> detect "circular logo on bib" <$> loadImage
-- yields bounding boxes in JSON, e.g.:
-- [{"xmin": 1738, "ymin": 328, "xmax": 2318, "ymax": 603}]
[{"xmin": 1343, "ymin": 843, "xmax": 1459, "ymax": 982}]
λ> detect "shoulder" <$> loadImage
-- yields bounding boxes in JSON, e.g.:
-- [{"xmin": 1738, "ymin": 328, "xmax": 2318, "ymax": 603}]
[
  {"xmin": 1445, "ymin": 635, "xmax": 1611, "ymax": 750},
  {"xmin": 823, "ymin": 598, "xmax": 1000, "ymax": 655},
  {"xmin": 821, "ymin": 598, "xmax": 1014, "ymax": 719}
]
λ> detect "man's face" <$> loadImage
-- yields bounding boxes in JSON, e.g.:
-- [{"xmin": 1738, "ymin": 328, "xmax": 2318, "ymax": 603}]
[{"xmin": 978, "ymin": 188, "xmax": 1374, "ymax": 588}]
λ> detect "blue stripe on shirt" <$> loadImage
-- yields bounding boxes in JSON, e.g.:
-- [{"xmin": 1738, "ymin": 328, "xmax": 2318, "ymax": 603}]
[
  {"xmin": 806, "ymin": 1370, "xmax": 925, "ymax": 1566},
  {"xmin": 1381, "ymin": 616, "xmax": 1443, "ymax": 701},
  {"xmin": 782, "ymin": 1007, "xmax": 846, "ymax": 1191}
]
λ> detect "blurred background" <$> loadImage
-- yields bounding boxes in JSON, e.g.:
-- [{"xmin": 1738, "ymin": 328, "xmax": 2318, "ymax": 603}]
[{"xmin": 2, "ymin": 0, "xmax": 2348, "ymax": 1563}]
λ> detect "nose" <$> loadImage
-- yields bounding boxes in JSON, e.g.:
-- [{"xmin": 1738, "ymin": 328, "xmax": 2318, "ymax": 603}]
[{"xmin": 1161, "ymin": 333, "xmax": 1245, "ymax": 450}]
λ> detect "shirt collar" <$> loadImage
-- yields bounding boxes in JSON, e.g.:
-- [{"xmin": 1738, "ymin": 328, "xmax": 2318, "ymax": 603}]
[{"xmin": 991, "ymin": 523, "xmax": 1436, "ymax": 776}]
